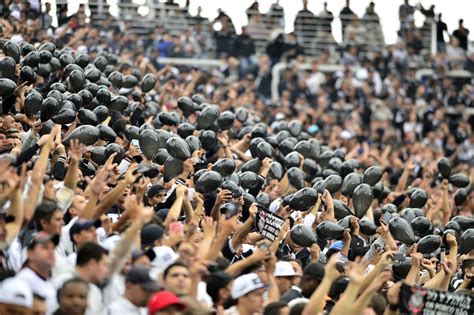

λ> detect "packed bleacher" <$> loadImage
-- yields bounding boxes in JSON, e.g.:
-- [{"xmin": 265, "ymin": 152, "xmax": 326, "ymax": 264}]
[{"xmin": 0, "ymin": 1, "xmax": 472, "ymax": 315}]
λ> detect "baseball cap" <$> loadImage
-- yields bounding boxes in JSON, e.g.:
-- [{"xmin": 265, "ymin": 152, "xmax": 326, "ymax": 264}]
[
  {"xmin": 147, "ymin": 184, "xmax": 166, "ymax": 198},
  {"xmin": 141, "ymin": 224, "xmax": 164, "ymax": 249},
  {"xmin": 125, "ymin": 266, "xmax": 161, "ymax": 291},
  {"xmin": 205, "ymin": 272, "xmax": 233, "ymax": 298},
  {"xmin": 156, "ymin": 208, "xmax": 169, "ymax": 222},
  {"xmin": 148, "ymin": 290, "xmax": 186, "ymax": 313},
  {"xmin": 303, "ymin": 262, "xmax": 325, "ymax": 281},
  {"xmin": 340, "ymin": 130, "xmax": 353, "ymax": 140},
  {"xmin": 27, "ymin": 232, "xmax": 59, "ymax": 250},
  {"xmin": 274, "ymin": 261, "xmax": 298, "ymax": 277},
  {"xmin": 329, "ymin": 241, "xmax": 343, "ymax": 251},
  {"xmin": 0, "ymin": 277, "xmax": 33, "ymax": 308},
  {"xmin": 70, "ymin": 219, "xmax": 96, "ymax": 243},
  {"xmin": 0, "ymin": 211, "xmax": 15, "ymax": 223},
  {"xmin": 147, "ymin": 246, "xmax": 179, "ymax": 272},
  {"xmin": 231, "ymin": 273, "xmax": 268, "ymax": 299}
]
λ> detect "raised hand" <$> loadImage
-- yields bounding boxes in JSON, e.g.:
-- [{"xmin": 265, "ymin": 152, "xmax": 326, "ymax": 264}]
[
  {"xmin": 68, "ymin": 139, "xmax": 86, "ymax": 162},
  {"xmin": 124, "ymin": 163, "xmax": 139, "ymax": 184},
  {"xmin": 216, "ymin": 188, "xmax": 233, "ymax": 205}
]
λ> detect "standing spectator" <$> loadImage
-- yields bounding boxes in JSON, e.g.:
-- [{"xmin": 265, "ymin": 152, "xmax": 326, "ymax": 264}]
[
  {"xmin": 436, "ymin": 14, "xmax": 449, "ymax": 52},
  {"xmin": 280, "ymin": 262, "xmax": 325, "ymax": 302},
  {"xmin": 148, "ymin": 291, "xmax": 186, "ymax": 314},
  {"xmin": 294, "ymin": 0, "xmax": 318, "ymax": 48},
  {"xmin": 344, "ymin": 18, "xmax": 366, "ymax": 48},
  {"xmin": 446, "ymin": 37, "xmax": 466, "ymax": 67},
  {"xmin": 213, "ymin": 17, "xmax": 236, "ymax": 58},
  {"xmin": 205, "ymin": 272, "xmax": 233, "ymax": 310},
  {"xmin": 246, "ymin": 12, "xmax": 268, "ymax": 42},
  {"xmin": 246, "ymin": 1, "xmax": 260, "ymax": 21},
  {"xmin": 419, "ymin": 3, "xmax": 435, "ymax": 25},
  {"xmin": 362, "ymin": 2, "xmax": 384, "ymax": 48},
  {"xmin": 0, "ymin": 277, "xmax": 33, "ymax": 314},
  {"xmin": 227, "ymin": 273, "xmax": 267, "ymax": 315},
  {"xmin": 284, "ymin": 32, "xmax": 304, "ymax": 62},
  {"xmin": 235, "ymin": 27, "xmax": 256, "ymax": 74},
  {"xmin": 162, "ymin": 262, "xmax": 193, "ymax": 296},
  {"xmin": 52, "ymin": 278, "xmax": 88, "ymax": 315},
  {"xmin": 452, "ymin": 19, "xmax": 470, "ymax": 50},
  {"xmin": 156, "ymin": 32, "xmax": 173, "ymax": 58},
  {"xmin": 40, "ymin": 2, "xmax": 53, "ymax": 30},
  {"xmin": 214, "ymin": 9, "xmax": 236, "ymax": 33},
  {"xmin": 399, "ymin": 0, "xmax": 415, "ymax": 37},
  {"xmin": 256, "ymin": 54, "xmax": 273, "ymax": 100},
  {"xmin": 106, "ymin": 266, "xmax": 160, "ymax": 315},
  {"xmin": 339, "ymin": 0, "xmax": 356, "ymax": 39},
  {"xmin": 319, "ymin": 2, "xmax": 333, "ymax": 36},
  {"xmin": 305, "ymin": 60, "xmax": 326, "ymax": 95},
  {"xmin": 59, "ymin": 242, "xmax": 109, "ymax": 315},
  {"xmin": 268, "ymin": 0, "xmax": 285, "ymax": 30},
  {"xmin": 16, "ymin": 232, "xmax": 59, "ymax": 313}
]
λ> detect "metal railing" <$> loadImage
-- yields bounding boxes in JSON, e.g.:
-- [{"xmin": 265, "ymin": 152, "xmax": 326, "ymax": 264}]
[{"xmin": 67, "ymin": 2, "xmax": 437, "ymax": 60}]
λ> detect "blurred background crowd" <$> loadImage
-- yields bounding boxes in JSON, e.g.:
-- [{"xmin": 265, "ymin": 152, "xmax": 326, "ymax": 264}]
[{"xmin": 0, "ymin": 1, "xmax": 472, "ymax": 315}]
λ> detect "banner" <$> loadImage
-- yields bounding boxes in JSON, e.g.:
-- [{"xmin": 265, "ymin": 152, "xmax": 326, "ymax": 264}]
[
  {"xmin": 399, "ymin": 282, "xmax": 473, "ymax": 315},
  {"xmin": 255, "ymin": 206, "xmax": 285, "ymax": 242}
]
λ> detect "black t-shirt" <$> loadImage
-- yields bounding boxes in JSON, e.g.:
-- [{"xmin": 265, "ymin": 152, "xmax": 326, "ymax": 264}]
[
  {"xmin": 453, "ymin": 28, "xmax": 470, "ymax": 50},
  {"xmin": 222, "ymin": 239, "xmax": 253, "ymax": 264}
]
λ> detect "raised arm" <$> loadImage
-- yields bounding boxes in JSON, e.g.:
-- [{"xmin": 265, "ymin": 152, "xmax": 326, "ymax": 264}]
[
  {"xmin": 163, "ymin": 184, "xmax": 187, "ymax": 225},
  {"xmin": 24, "ymin": 126, "xmax": 59, "ymax": 222},
  {"xmin": 84, "ymin": 164, "xmax": 139, "ymax": 220},
  {"xmin": 302, "ymin": 255, "xmax": 340, "ymax": 315},
  {"xmin": 230, "ymin": 203, "xmax": 257, "ymax": 250},
  {"xmin": 63, "ymin": 140, "xmax": 85, "ymax": 190},
  {"xmin": 330, "ymin": 260, "xmax": 367, "ymax": 315}
]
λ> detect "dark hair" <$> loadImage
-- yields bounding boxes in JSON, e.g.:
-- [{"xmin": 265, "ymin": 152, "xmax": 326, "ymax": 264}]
[
  {"xmin": 33, "ymin": 201, "xmax": 60, "ymax": 231},
  {"xmin": 163, "ymin": 261, "xmax": 189, "ymax": 279},
  {"xmin": 289, "ymin": 302, "xmax": 306, "ymax": 315},
  {"xmin": 263, "ymin": 301, "xmax": 288, "ymax": 315},
  {"xmin": 369, "ymin": 293, "xmax": 388, "ymax": 315},
  {"xmin": 57, "ymin": 278, "xmax": 89, "ymax": 302},
  {"xmin": 76, "ymin": 242, "xmax": 108, "ymax": 267},
  {"xmin": 33, "ymin": 294, "xmax": 46, "ymax": 301}
]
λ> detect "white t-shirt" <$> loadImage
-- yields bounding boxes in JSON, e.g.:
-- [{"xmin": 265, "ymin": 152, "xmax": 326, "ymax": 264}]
[
  {"xmin": 51, "ymin": 269, "xmax": 105, "ymax": 315},
  {"xmin": 58, "ymin": 217, "xmax": 79, "ymax": 257},
  {"xmin": 106, "ymin": 295, "xmax": 147, "ymax": 315},
  {"xmin": 16, "ymin": 267, "xmax": 58, "ymax": 315}
]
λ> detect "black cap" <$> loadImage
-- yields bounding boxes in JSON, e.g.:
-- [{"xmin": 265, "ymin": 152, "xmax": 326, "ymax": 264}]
[
  {"xmin": 303, "ymin": 262, "xmax": 325, "ymax": 281},
  {"xmin": 205, "ymin": 272, "xmax": 233, "ymax": 298},
  {"xmin": 349, "ymin": 235, "xmax": 369, "ymax": 261},
  {"xmin": 147, "ymin": 185, "xmax": 166, "ymax": 198},
  {"xmin": 27, "ymin": 232, "xmax": 60, "ymax": 250},
  {"xmin": 141, "ymin": 224, "xmax": 164, "ymax": 249},
  {"xmin": 462, "ymin": 259, "xmax": 474, "ymax": 271},
  {"xmin": 0, "ymin": 212, "xmax": 15, "ymax": 223},
  {"xmin": 69, "ymin": 219, "xmax": 96, "ymax": 243},
  {"xmin": 156, "ymin": 209, "xmax": 169, "ymax": 222},
  {"xmin": 329, "ymin": 276, "xmax": 349, "ymax": 299},
  {"xmin": 125, "ymin": 266, "xmax": 161, "ymax": 291}
]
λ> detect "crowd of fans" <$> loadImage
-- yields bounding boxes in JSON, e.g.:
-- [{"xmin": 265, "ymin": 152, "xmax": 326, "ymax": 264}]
[{"xmin": 0, "ymin": 0, "xmax": 472, "ymax": 315}]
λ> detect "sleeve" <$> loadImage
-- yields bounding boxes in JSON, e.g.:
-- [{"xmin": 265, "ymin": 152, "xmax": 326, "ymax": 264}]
[
  {"xmin": 51, "ymin": 158, "xmax": 67, "ymax": 181},
  {"xmin": 56, "ymin": 185, "xmax": 75, "ymax": 213},
  {"xmin": 14, "ymin": 143, "xmax": 39, "ymax": 166},
  {"xmin": 221, "ymin": 239, "xmax": 235, "ymax": 261},
  {"xmin": 21, "ymin": 130, "xmax": 38, "ymax": 151}
]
